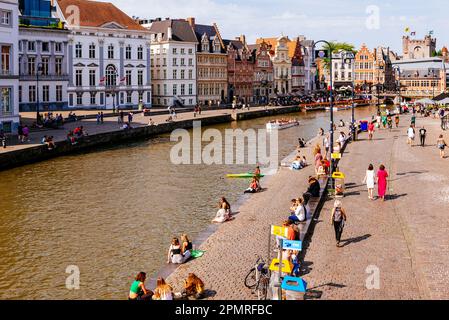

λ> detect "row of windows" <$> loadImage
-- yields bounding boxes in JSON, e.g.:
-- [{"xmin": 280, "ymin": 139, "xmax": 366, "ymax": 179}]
[
  {"xmin": 198, "ymin": 56, "xmax": 226, "ymax": 64},
  {"xmin": 151, "ymin": 47, "xmax": 194, "ymax": 55},
  {"xmin": 70, "ymin": 91, "xmax": 151, "ymax": 106},
  {"xmin": 19, "ymin": 57, "xmax": 64, "ymax": 76},
  {"xmin": 355, "ymin": 62, "xmax": 374, "ymax": 70},
  {"xmin": 19, "ymin": 41, "xmax": 63, "ymax": 53},
  {"xmin": 198, "ymin": 67, "xmax": 226, "ymax": 79},
  {"xmin": 197, "ymin": 83, "xmax": 226, "ymax": 96},
  {"xmin": 152, "ymin": 83, "xmax": 194, "ymax": 96},
  {"xmin": 151, "ymin": 57, "xmax": 194, "ymax": 67},
  {"xmin": 401, "ymin": 80, "xmax": 439, "ymax": 87},
  {"xmin": 19, "ymin": 85, "xmax": 63, "ymax": 103},
  {"xmin": 74, "ymin": 68, "xmax": 145, "ymax": 87},
  {"xmin": 154, "ymin": 98, "xmax": 194, "ymax": 106},
  {"xmin": 75, "ymin": 43, "xmax": 145, "ymax": 60},
  {"xmin": 151, "ymin": 69, "xmax": 194, "ymax": 80}
]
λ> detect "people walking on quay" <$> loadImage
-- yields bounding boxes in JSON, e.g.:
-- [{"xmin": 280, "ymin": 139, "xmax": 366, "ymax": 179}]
[
  {"xmin": 96, "ymin": 112, "xmax": 101, "ymax": 125},
  {"xmin": 377, "ymin": 165, "xmax": 389, "ymax": 202},
  {"xmin": 363, "ymin": 164, "xmax": 376, "ymax": 200},
  {"xmin": 330, "ymin": 200, "xmax": 347, "ymax": 248},
  {"xmin": 314, "ymin": 145, "xmax": 323, "ymax": 174},
  {"xmin": 368, "ymin": 121, "xmax": 375, "ymax": 140},
  {"xmin": 407, "ymin": 125, "xmax": 416, "ymax": 146},
  {"xmin": 395, "ymin": 114, "xmax": 400, "ymax": 128},
  {"xmin": 318, "ymin": 128, "xmax": 324, "ymax": 136},
  {"xmin": 323, "ymin": 135, "xmax": 330, "ymax": 157},
  {"xmin": 23, "ymin": 125, "xmax": 30, "ymax": 142},
  {"xmin": 376, "ymin": 114, "xmax": 381, "ymax": 129},
  {"xmin": 381, "ymin": 114, "xmax": 387, "ymax": 129},
  {"xmin": 128, "ymin": 272, "xmax": 153, "ymax": 301},
  {"xmin": 419, "ymin": 126, "xmax": 427, "ymax": 147},
  {"xmin": 411, "ymin": 114, "xmax": 416, "ymax": 128},
  {"xmin": 437, "ymin": 134, "xmax": 447, "ymax": 159},
  {"xmin": 128, "ymin": 112, "xmax": 133, "ymax": 124},
  {"xmin": 17, "ymin": 124, "xmax": 24, "ymax": 143},
  {"xmin": 0, "ymin": 129, "xmax": 6, "ymax": 148},
  {"xmin": 100, "ymin": 112, "xmax": 104, "ymax": 124},
  {"xmin": 118, "ymin": 111, "xmax": 124, "ymax": 124},
  {"xmin": 387, "ymin": 115, "xmax": 393, "ymax": 130},
  {"xmin": 439, "ymin": 108, "xmax": 446, "ymax": 130}
]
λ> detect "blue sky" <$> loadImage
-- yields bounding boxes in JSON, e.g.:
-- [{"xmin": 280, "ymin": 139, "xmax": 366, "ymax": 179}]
[{"xmin": 107, "ymin": 0, "xmax": 447, "ymax": 54}]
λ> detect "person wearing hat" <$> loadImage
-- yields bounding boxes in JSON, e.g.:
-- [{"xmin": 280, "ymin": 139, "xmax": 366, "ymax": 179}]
[{"xmin": 330, "ymin": 200, "xmax": 347, "ymax": 248}]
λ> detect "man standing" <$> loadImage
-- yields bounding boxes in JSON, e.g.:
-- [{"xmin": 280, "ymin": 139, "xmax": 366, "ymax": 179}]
[
  {"xmin": 419, "ymin": 127, "xmax": 427, "ymax": 147},
  {"xmin": 439, "ymin": 108, "xmax": 446, "ymax": 130}
]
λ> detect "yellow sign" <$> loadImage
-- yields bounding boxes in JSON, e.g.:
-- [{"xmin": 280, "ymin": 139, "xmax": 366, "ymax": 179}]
[
  {"xmin": 269, "ymin": 259, "xmax": 293, "ymax": 274},
  {"xmin": 331, "ymin": 153, "xmax": 342, "ymax": 160},
  {"xmin": 271, "ymin": 225, "xmax": 288, "ymax": 238},
  {"xmin": 332, "ymin": 172, "xmax": 345, "ymax": 179}
]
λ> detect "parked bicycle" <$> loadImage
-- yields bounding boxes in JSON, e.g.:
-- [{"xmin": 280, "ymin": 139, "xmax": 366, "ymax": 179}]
[{"xmin": 244, "ymin": 255, "xmax": 271, "ymax": 300}]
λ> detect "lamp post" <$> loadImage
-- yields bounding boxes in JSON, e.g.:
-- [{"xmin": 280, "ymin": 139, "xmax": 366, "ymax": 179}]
[
  {"xmin": 393, "ymin": 65, "xmax": 401, "ymax": 110},
  {"xmin": 341, "ymin": 51, "xmax": 356, "ymax": 140},
  {"xmin": 36, "ymin": 62, "xmax": 43, "ymax": 123},
  {"xmin": 313, "ymin": 40, "xmax": 335, "ymax": 180}
]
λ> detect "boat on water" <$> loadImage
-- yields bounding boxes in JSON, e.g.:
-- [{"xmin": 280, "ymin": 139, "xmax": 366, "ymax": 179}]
[
  {"xmin": 226, "ymin": 173, "xmax": 265, "ymax": 179},
  {"xmin": 325, "ymin": 105, "xmax": 352, "ymax": 111},
  {"xmin": 266, "ymin": 120, "xmax": 300, "ymax": 131}
]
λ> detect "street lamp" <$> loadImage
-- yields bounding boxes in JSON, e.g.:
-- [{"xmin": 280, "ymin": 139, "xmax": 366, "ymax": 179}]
[
  {"xmin": 313, "ymin": 40, "xmax": 335, "ymax": 181},
  {"xmin": 341, "ymin": 51, "xmax": 356, "ymax": 140},
  {"xmin": 36, "ymin": 62, "xmax": 43, "ymax": 123}
]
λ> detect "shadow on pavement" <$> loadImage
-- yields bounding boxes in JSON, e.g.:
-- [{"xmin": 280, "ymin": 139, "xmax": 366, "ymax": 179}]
[
  {"xmin": 340, "ymin": 234, "xmax": 372, "ymax": 248},
  {"xmin": 387, "ymin": 193, "xmax": 408, "ymax": 200}
]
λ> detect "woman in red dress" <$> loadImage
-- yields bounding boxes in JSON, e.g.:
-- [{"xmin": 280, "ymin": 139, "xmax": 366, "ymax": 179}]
[{"xmin": 377, "ymin": 165, "xmax": 389, "ymax": 201}]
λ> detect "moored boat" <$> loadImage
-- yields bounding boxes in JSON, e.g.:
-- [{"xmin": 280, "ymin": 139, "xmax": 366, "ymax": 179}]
[{"xmin": 266, "ymin": 120, "xmax": 300, "ymax": 130}]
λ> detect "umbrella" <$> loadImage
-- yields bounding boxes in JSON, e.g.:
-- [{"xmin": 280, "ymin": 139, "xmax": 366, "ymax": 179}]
[
  {"xmin": 437, "ymin": 97, "xmax": 449, "ymax": 105},
  {"xmin": 414, "ymin": 98, "xmax": 435, "ymax": 105}
]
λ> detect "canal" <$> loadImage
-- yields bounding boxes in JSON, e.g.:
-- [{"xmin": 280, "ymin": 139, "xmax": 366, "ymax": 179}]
[{"xmin": 0, "ymin": 106, "xmax": 380, "ymax": 299}]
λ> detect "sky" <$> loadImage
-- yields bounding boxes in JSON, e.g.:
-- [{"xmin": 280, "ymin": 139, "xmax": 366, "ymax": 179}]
[{"xmin": 104, "ymin": 0, "xmax": 447, "ymax": 53}]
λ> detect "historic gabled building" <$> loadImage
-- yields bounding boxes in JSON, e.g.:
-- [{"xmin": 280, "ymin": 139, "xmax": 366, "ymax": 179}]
[
  {"xmin": 225, "ymin": 35, "xmax": 254, "ymax": 104},
  {"xmin": 140, "ymin": 18, "xmax": 197, "ymax": 107},
  {"xmin": 187, "ymin": 17, "xmax": 227, "ymax": 106},
  {"xmin": 0, "ymin": 0, "xmax": 19, "ymax": 134},
  {"xmin": 248, "ymin": 40, "xmax": 273, "ymax": 104},
  {"xmin": 291, "ymin": 37, "xmax": 305, "ymax": 93},
  {"xmin": 55, "ymin": 0, "xmax": 152, "ymax": 110},
  {"xmin": 403, "ymin": 35, "xmax": 436, "ymax": 60},
  {"xmin": 18, "ymin": 0, "xmax": 70, "ymax": 111}
]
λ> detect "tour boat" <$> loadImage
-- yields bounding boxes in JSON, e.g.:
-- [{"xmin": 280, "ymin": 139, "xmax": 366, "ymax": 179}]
[
  {"xmin": 266, "ymin": 120, "xmax": 300, "ymax": 131},
  {"xmin": 325, "ymin": 105, "xmax": 351, "ymax": 112}
]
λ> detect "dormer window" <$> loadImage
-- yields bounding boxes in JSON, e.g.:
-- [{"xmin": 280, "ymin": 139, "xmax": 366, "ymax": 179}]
[{"xmin": 202, "ymin": 34, "xmax": 209, "ymax": 52}]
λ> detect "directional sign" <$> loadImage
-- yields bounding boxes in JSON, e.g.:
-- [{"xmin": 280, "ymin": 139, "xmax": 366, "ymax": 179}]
[
  {"xmin": 331, "ymin": 153, "xmax": 342, "ymax": 160},
  {"xmin": 269, "ymin": 259, "xmax": 293, "ymax": 274},
  {"xmin": 282, "ymin": 240, "xmax": 303, "ymax": 251},
  {"xmin": 271, "ymin": 225, "xmax": 288, "ymax": 238},
  {"xmin": 281, "ymin": 276, "xmax": 308, "ymax": 293}
]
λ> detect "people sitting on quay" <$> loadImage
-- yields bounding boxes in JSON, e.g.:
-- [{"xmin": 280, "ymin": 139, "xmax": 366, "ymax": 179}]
[
  {"xmin": 244, "ymin": 177, "xmax": 261, "ymax": 194},
  {"xmin": 41, "ymin": 135, "xmax": 56, "ymax": 150},
  {"xmin": 122, "ymin": 122, "xmax": 132, "ymax": 130},
  {"xmin": 152, "ymin": 278, "xmax": 173, "ymax": 300},
  {"xmin": 74, "ymin": 126, "xmax": 87, "ymax": 138},
  {"xmin": 66, "ymin": 131, "xmax": 78, "ymax": 146},
  {"xmin": 180, "ymin": 234, "xmax": 193, "ymax": 262},
  {"xmin": 167, "ymin": 237, "xmax": 191, "ymax": 265},
  {"xmin": 298, "ymin": 138, "xmax": 306, "ymax": 148},
  {"xmin": 212, "ymin": 197, "xmax": 232, "ymax": 223},
  {"xmin": 306, "ymin": 176, "xmax": 321, "ymax": 198},
  {"xmin": 128, "ymin": 272, "xmax": 153, "ymax": 301},
  {"xmin": 183, "ymin": 273, "xmax": 205, "ymax": 300},
  {"xmin": 288, "ymin": 198, "xmax": 307, "ymax": 223},
  {"xmin": 148, "ymin": 118, "xmax": 155, "ymax": 126},
  {"xmin": 67, "ymin": 111, "xmax": 78, "ymax": 122},
  {"xmin": 291, "ymin": 156, "xmax": 307, "ymax": 171}
]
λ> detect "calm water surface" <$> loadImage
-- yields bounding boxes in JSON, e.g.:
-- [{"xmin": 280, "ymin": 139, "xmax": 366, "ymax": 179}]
[{"xmin": 0, "ymin": 106, "xmax": 379, "ymax": 299}]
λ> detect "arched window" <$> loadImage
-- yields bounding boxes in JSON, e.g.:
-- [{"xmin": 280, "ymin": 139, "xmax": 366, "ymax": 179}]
[{"xmin": 105, "ymin": 64, "xmax": 117, "ymax": 86}]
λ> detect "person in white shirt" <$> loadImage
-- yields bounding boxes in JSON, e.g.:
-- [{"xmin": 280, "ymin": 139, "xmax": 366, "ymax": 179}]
[
  {"xmin": 407, "ymin": 125, "xmax": 415, "ymax": 146},
  {"xmin": 363, "ymin": 164, "xmax": 376, "ymax": 200}
]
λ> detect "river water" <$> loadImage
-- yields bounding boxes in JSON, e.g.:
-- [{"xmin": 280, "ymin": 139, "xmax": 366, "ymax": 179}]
[{"xmin": 0, "ymin": 106, "xmax": 380, "ymax": 299}]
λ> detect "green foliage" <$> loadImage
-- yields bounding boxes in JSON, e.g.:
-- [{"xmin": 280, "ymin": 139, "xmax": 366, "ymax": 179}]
[{"xmin": 319, "ymin": 42, "xmax": 357, "ymax": 70}]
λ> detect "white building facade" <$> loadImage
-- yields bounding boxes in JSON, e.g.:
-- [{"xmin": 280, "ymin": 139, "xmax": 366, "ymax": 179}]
[
  {"xmin": 55, "ymin": 0, "xmax": 152, "ymax": 110},
  {"xmin": 299, "ymin": 37, "xmax": 316, "ymax": 93},
  {"xmin": 0, "ymin": 0, "xmax": 19, "ymax": 134},
  {"xmin": 143, "ymin": 18, "xmax": 198, "ymax": 107},
  {"xmin": 18, "ymin": 26, "xmax": 70, "ymax": 111}
]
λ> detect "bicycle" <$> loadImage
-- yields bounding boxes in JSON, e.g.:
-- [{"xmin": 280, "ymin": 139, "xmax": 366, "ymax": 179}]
[{"xmin": 244, "ymin": 255, "xmax": 271, "ymax": 300}]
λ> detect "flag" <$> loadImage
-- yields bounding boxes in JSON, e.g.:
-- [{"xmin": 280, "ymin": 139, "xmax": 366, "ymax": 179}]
[
  {"xmin": 99, "ymin": 77, "xmax": 105, "ymax": 85},
  {"xmin": 405, "ymin": 27, "xmax": 410, "ymax": 33},
  {"xmin": 411, "ymin": 32, "xmax": 416, "ymax": 36},
  {"xmin": 429, "ymin": 30, "xmax": 434, "ymax": 35},
  {"xmin": 120, "ymin": 77, "xmax": 126, "ymax": 84}
]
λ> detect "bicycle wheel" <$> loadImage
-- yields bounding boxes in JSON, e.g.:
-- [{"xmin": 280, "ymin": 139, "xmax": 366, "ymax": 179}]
[
  {"xmin": 258, "ymin": 273, "xmax": 270, "ymax": 300},
  {"xmin": 244, "ymin": 268, "xmax": 257, "ymax": 289}
]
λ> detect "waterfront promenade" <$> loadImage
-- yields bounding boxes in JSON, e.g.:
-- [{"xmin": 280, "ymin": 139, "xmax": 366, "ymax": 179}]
[{"xmin": 165, "ymin": 113, "xmax": 449, "ymax": 300}]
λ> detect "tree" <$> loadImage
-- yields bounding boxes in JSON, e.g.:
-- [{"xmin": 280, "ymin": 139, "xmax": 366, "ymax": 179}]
[{"xmin": 320, "ymin": 42, "xmax": 356, "ymax": 69}]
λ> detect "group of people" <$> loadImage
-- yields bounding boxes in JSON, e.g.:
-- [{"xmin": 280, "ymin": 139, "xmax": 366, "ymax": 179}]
[
  {"xmin": 17, "ymin": 125, "xmax": 30, "ymax": 143},
  {"xmin": 167, "ymin": 234, "xmax": 193, "ymax": 265},
  {"xmin": 193, "ymin": 105, "xmax": 202, "ymax": 117},
  {"xmin": 362, "ymin": 164, "xmax": 390, "ymax": 201},
  {"xmin": 41, "ymin": 135, "xmax": 56, "ymax": 150},
  {"xmin": 39, "ymin": 112, "xmax": 64, "ymax": 129},
  {"xmin": 96, "ymin": 112, "xmax": 105, "ymax": 125},
  {"xmin": 128, "ymin": 272, "xmax": 205, "ymax": 301}
]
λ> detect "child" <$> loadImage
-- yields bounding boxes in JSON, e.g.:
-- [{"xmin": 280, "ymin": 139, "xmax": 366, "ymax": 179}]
[{"xmin": 291, "ymin": 251, "xmax": 301, "ymax": 277}]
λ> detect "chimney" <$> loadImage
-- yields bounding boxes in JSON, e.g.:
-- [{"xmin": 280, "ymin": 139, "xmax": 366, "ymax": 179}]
[
  {"xmin": 167, "ymin": 26, "xmax": 173, "ymax": 40},
  {"xmin": 187, "ymin": 17, "xmax": 195, "ymax": 28}
]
